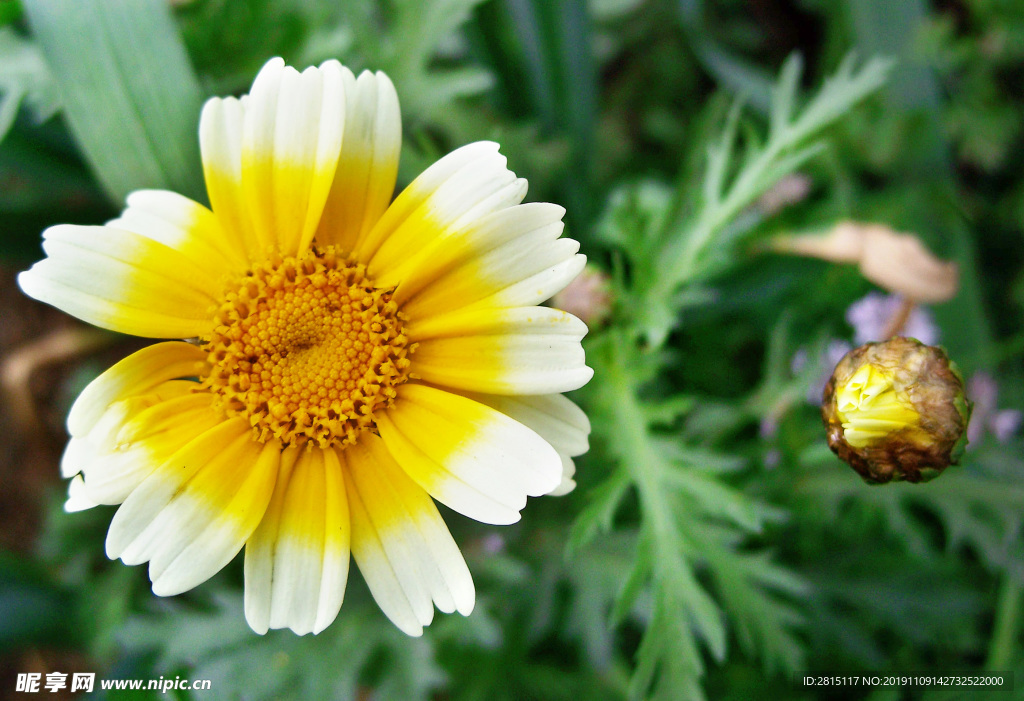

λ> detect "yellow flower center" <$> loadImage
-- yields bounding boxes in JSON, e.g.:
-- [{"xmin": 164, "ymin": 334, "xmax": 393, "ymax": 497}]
[
  {"xmin": 203, "ymin": 246, "xmax": 413, "ymax": 449},
  {"xmin": 835, "ymin": 364, "xmax": 920, "ymax": 448}
]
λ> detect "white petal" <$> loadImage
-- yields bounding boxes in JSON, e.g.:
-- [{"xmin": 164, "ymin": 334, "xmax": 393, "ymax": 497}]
[
  {"xmin": 462, "ymin": 393, "xmax": 590, "ymax": 457},
  {"xmin": 244, "ymin": 447, "xmax": 350, "ymax": 636},
  {"xmin": 456, "ymin": 393, "xmax": 588, "ymax": 497},
  {"xmin": 61, "ymin": 437, "xmax": 96, "ymax": 479},
  {"xmin": 316, "ymin": 68, "xmax": 402, "ymax": 254},
  {"xmin": 65, "ymin": 475, "xmax": 98, "ymax": 513},
  {"xmin": 346, "ymin": 434, "xmax": 474, "ymax": 633},
  {"xmin": 347, "ymin": 488, "xmax": 425, "ymax": 636},
  {"xmin": 476, "ymin": 253, "xmax": 588, "ymax": 308},
  {"xmin": 548, "ymin": 456, "xmax": 577, "ymax": 497},
  {"xmin": 105, "ymin": 418, "xmax": 278, "ymax": 596}
]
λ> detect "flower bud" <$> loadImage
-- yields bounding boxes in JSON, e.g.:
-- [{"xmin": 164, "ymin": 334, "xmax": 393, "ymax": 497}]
[
  {"xmin": 551, "ymin": 265, "xmax": 612, "ymax": 328},
  {"xmin": 821, "ymin": 337, "xmax": 972, "ymax": 484}
]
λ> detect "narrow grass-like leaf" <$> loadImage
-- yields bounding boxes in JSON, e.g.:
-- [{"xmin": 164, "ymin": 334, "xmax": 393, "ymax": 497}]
[
  {"xmin": 691, "ymin": 37, "xmax": 774, "ymax": 115},
  {"xmin": 23, "ymin": 0, "xmax": 204, "ymax": 205},
  {"xmin": 475, "ymin": 0, "xmax": 598, "ymax": 228},
  {"xmin": 0, "ymin": 28, "xmax": 58, "ymax": 144}
]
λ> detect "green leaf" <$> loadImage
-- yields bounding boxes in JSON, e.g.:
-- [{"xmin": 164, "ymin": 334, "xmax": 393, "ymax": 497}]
[
  {"xmin": 630, "ymin": 586, "xmax": 708, "ymax": 701},
  {"xmin": 0, "ymin": 0, "xmax": 22, "ymax": 26},
  {"xmin": 609, "ymin": 530, "xmax": 650, "ymax": 625},
  {"xmin": 769, "ymin": 54, "xmax": 802, "ymax": 139},
  {"xmin": 23, "ymin": 0, "xmax": 205, "ymax": 205},
  {"xmin": 696, "ymin": 531, "xmax": 807, "ymax": 675},
  {"xmin": 664, "ymin": 468, "xmax": 768, "ymax": 533}
]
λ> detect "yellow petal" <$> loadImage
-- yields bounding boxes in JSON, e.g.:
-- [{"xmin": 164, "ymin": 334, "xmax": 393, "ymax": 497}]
[
  {"xmin": 19, "ymin": 225, "xmax": 221, "ymax": 338},
  {"xmin": 66, "ymin": 341, "xmax": 207, "ymax": 437},
  {"xmin": 241, "ymin": 58, "xmax": 346, "ymax": 256},
  {"xmin": 376, "ymin": 384, "xmax": 561, "ymax": 525}
]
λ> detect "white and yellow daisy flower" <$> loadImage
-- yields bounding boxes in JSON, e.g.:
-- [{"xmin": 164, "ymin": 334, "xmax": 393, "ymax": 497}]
[{"xmin": 19, "ymin": 58, "xmax": 592, "ymax": 636}]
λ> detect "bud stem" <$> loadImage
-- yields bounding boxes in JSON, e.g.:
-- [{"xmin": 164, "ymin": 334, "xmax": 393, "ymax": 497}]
[{"xmin": 880, "ymin": 296, "xmax": 917, "ymax": 340}]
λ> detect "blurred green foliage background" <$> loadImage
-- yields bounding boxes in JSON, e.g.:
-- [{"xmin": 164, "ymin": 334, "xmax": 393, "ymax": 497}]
[{"xmin": 1, "ymin": 0, "xmax": 1023, "ymax": 699}]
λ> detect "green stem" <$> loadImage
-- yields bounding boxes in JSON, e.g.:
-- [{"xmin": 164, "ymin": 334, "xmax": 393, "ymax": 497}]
[{"xmin": 985, "ymin": 574, "xmax": 1022, "ymax": 671}]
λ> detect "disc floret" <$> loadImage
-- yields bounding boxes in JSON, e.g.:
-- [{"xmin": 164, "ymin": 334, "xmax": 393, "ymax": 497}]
[{"xmin": 204, "ymin": 246, "xmax": 413, "ymax": 448}]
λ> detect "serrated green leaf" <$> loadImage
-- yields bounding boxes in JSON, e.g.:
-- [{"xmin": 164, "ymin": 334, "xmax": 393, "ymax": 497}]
[
  {"xmin": 769, "ymin": 54, "xmax": 802, "ymax": 139},
  {"xmin": 664, "ymin": 468, "xmax": 767, "ymax": 532},
  {"xmin": 566, "ymin": 466, "xmax": 631, "ymax": 555},
  {"xmin": 697, "ymin": 535, "xmax": 807, "ymax": 675},
  {"xmin": 609, "ymin": 531, "xmax": 650, "ymax": 626},
  {"xmin": 637, "ymin": 53, "xmax": 891, "ymax": 346},
  {"xmin": 642, "ymin": 395, "xmax": 699, "ymax": 427}
]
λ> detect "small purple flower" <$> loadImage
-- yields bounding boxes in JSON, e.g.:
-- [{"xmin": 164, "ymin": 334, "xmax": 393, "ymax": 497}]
[
  {"xmin": 990, "ymin": 410, "xmax": 1022, "ymax": 443},
  {"xmin": 967, "ymin": 371, "xmax": 1022, "ymax": 445},
  {"xmin": 845, "ymin": 292, "xmax": 939, "ymax": 345}
]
